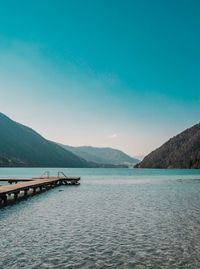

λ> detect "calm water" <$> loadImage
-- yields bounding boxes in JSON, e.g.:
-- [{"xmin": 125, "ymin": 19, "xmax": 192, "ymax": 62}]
[{"xmin": 1, "ymin": 168, "xmax": 200, "ymax": 269}]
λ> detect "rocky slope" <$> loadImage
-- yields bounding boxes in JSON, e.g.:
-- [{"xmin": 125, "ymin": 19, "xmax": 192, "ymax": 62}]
[{"xmin": 136, "ymin": 123, "xmax": 200, "ymax": 169}]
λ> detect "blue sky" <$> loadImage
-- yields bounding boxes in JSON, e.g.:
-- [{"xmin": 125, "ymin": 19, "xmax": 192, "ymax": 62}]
[{"xmin": 0, "ymin": 0, "xmax": 200, "ymax": 156}]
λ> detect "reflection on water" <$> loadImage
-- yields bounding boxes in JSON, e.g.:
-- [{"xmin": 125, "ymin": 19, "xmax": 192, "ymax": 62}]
[{"xmin": 0, "ymin": 168, "xmax": 200, "ymax": 269}]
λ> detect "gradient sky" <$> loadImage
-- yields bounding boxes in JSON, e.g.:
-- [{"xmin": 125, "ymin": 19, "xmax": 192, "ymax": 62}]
[{"xmin": 0, "ymin": 0, "xmax": 200, "ymax": 156}]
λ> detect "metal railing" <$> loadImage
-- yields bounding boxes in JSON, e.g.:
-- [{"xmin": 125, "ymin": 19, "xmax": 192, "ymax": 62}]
[
  {"xmin": 40, "ymin": 171, "xmax": 50, "ymax": 178},
  {"xmin": 58, "ymin": 171, "xmax": 68, "ymax": 178}
]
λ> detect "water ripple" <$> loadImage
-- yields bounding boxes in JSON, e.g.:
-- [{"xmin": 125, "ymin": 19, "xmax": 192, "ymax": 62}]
[{"xmin": 0, "ymin": 169, "xmax": 200, "ymax": 268}]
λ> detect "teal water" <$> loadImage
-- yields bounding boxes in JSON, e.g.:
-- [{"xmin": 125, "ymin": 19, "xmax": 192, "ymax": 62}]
[{"xmin": 0, "ymin": 168, "xmax": 200, "ymax": 269}]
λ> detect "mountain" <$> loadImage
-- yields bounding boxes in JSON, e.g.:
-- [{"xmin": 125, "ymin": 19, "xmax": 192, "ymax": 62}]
[
  {"xmin": 136, "ymin": 123, "xmax": 200, "ymax": 169},
  {"xmin": 0, "ymin": 113, "xmax": 89, "ymax": 167},
  {"xmin": 59, "ymin": 145, "xmax": 139, "ymax": 166}
]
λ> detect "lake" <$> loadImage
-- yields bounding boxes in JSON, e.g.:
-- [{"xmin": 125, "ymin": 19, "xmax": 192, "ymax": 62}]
[{"xmin": 0, "ymin": 168, "xmax": 200, "ymax": 268}]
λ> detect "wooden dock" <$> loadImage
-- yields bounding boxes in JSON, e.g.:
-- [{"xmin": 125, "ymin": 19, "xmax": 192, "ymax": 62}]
[{"xmin": 0, "ymin": 172, "xmax": 80, "ymax": 206}]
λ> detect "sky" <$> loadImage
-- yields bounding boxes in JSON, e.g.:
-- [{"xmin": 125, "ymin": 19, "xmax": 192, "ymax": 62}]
[{"xmin": 0, "ymin": 0, "xmax": 200, "ymax": 156}]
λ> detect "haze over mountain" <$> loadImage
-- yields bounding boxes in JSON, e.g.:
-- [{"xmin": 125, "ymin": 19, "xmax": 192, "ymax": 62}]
[
  {"xmin": 59, "ymin": 145, "xmax": 139, "ymax": 166},
  {"xmin": 136, "ymin": 123, "xmax": 200, "ymax": 169},
  {"xmin": 0, "ymin": 113, "xmax": 89, "ymax": 167}
]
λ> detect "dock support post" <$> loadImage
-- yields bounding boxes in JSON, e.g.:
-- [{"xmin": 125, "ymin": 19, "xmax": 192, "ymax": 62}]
[
  {"xmin": 2, "ymin": 195, "xmax": 7, "ymax": 204},
  {"xmin": 14, "ymin": 192, "xmax": 18, "ymax": 199},
  {"xmin": 0, "ymin": 196, "xmax": 6, "ymax": 205},
  {"xmin": 24, "ymin": 189, "xmax": 28, "ymax": 196}
]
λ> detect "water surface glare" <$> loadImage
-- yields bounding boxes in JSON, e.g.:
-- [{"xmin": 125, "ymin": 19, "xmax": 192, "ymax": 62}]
[{"xmin": 0, "ymin": 168, "xmax": 200, "ymax": 269}]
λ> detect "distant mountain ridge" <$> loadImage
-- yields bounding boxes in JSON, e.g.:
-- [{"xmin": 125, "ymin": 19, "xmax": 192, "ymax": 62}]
[
  {"xmin": 136, "ymin": 123, "xmax": 200, "ymax": 169},
  {"xmin": 0, "ymin": 112, "xmax": 136, "ymax": 168},
  {"xmin": 59, "ymin": 145, "xmax": 139, "ymax": 166},
  {"xmin": 0, "ymin": 113, "xmax": 89, "ymax": 167}
]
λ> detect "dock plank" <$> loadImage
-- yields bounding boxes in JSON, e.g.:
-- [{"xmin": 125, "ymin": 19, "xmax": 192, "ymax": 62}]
[
  {"xmin": 0, "ymin": 178, "xmax": 34, "ymax": 182},
  {"xmin": 0, "ymin": 176, "xmax": 81, "ymax": 183},
  {"xmin": 0, "ymin": 176, "xmax": 80, "ymax": 196},
  {"xmin": 0, "ymin": 177, "xmax": 59, "ymax": 195}
]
